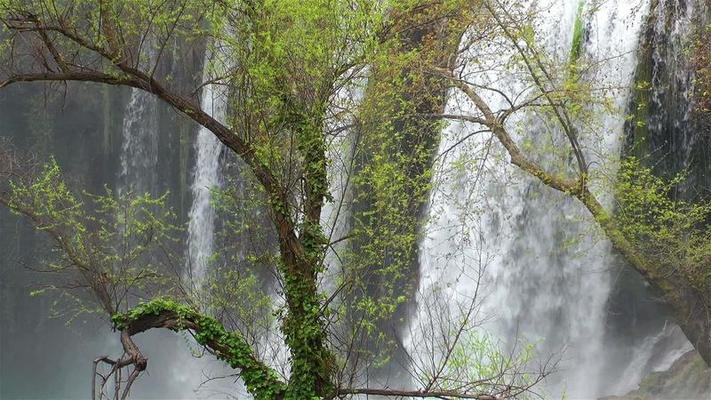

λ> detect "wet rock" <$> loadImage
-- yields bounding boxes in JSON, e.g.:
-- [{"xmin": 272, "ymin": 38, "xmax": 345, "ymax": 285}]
[{"xmin": 601, "ymin": 351, "xmax": 711, "ymax": 400}]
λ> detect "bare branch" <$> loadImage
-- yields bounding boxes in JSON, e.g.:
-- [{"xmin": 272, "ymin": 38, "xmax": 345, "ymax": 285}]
[{"xmin": 336, "ymin": 387, "xmax": 500, "ymax": 399}]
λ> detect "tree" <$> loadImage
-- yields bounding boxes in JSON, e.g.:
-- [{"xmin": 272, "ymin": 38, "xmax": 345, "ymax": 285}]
[
  {"xmin": 0, "ymin": 1, "xmax": 545, "ymax": 399},
  {"xmin": 1, "ymin": 0, "xmax": 708, "ymax": 398}
]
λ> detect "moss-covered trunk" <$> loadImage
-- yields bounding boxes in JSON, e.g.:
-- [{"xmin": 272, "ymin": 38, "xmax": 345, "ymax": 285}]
[{"xmin": 346, "ymin": 1, "xmax": 466, "ymax": 381}]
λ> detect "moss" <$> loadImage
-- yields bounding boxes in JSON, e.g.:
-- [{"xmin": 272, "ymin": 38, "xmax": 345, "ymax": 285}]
[
  {"xmin": 113, "ymin": 298, "xmax": 286, "ymax": 400},
  {"xmin": 622, "ymin": 0, "xmax": 658, "ymax": 159},
  {"xmin": 690, "ymin": 21, "xmax": 711, "ymax": 113},
  {"xmin": 570, "ymin": 1, "xmax": 586, "ymax": 63}
]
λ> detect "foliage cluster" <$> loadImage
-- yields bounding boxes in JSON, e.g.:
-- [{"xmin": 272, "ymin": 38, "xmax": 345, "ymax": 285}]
[
  {"xmin": 691, "ymin": 22, "xmax": 711, "ymax": 113},
  {"xmin": 2, "ymin": 157, "xmax": 181, "ymax": 315},
  {"xmin": 616, "ymin": 157, "xmax": 711, "ymax": 291}
]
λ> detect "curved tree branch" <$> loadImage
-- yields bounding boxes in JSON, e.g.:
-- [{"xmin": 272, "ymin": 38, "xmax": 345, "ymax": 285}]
[
  {"xmin": 0, "ymin": 11, "xmax": 309, "ymax": 280},
  {"xmin": 112, "ymin": 298, "xmax": 287, "ymax": 400}
]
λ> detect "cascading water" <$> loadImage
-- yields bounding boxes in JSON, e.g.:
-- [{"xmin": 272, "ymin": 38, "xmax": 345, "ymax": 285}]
[
  {"xmin": 613, "ymin": 324, "xmax": 693, "ymax": 394},
  {"xmin": 606, "ymin": 0, "xmax": 709, "ymax": 394},
  {"xmin": 648, "ymin": 0, "xmax": 700, "ymax": 174},
  {"xmin": 118, "ymin": 63, "xmax": 159, "ymax": 196},
  {"xmin": 113, "ymin": 43, "xmax": 220, "ymax": 399},
  {"xmin": 185, "ymin": 60, "xmax": 226, "ymax": 291},
  {"xmin": 644, "ymin": 0, "xmax": 710, "ymax": 192},
  {"xmin": 177, "ymin": 44, "xmax": 281, "ymax": 399},
  {"xmin": 411, "ymin": 1, "xmax": 651, "ymax": 397}
]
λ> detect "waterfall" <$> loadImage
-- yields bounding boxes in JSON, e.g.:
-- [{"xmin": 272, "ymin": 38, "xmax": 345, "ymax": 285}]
[
  {"xmin": 606, "ymin": 0, "xmax": 709, "ymax": 394},
  {"xmin": 113, "ymin": 43, "xmax": 224, "ymax": 399},
  {"xmin": 614, "ymin": 324, "xmax": 693, "ymax": 394},
  {"xmin": 647, "ymin": 0, "xmax": 708, "ymax": 189},
  {"xmin": 411, "ymin": 1, "xmax": 650, "ymax": 397},
  {"xmin": 322, "ymin": 69, "xmax": 366, "ymax": 292},
  {"xmin": 185, "ymin": 59, "xmax": 226, "ymax": 291},
  {"xmin": 174, "ymin": 46, "xmax": 255, "ymax": 398},
  {"xmin": 118, "ymin": 75, "xmax": 158, "ymax": 196}
]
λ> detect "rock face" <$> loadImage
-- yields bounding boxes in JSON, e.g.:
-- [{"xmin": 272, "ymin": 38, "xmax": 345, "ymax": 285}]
[{"xmin": 603, "ymin": 351, "xmax": 711, "ymax": 400}]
